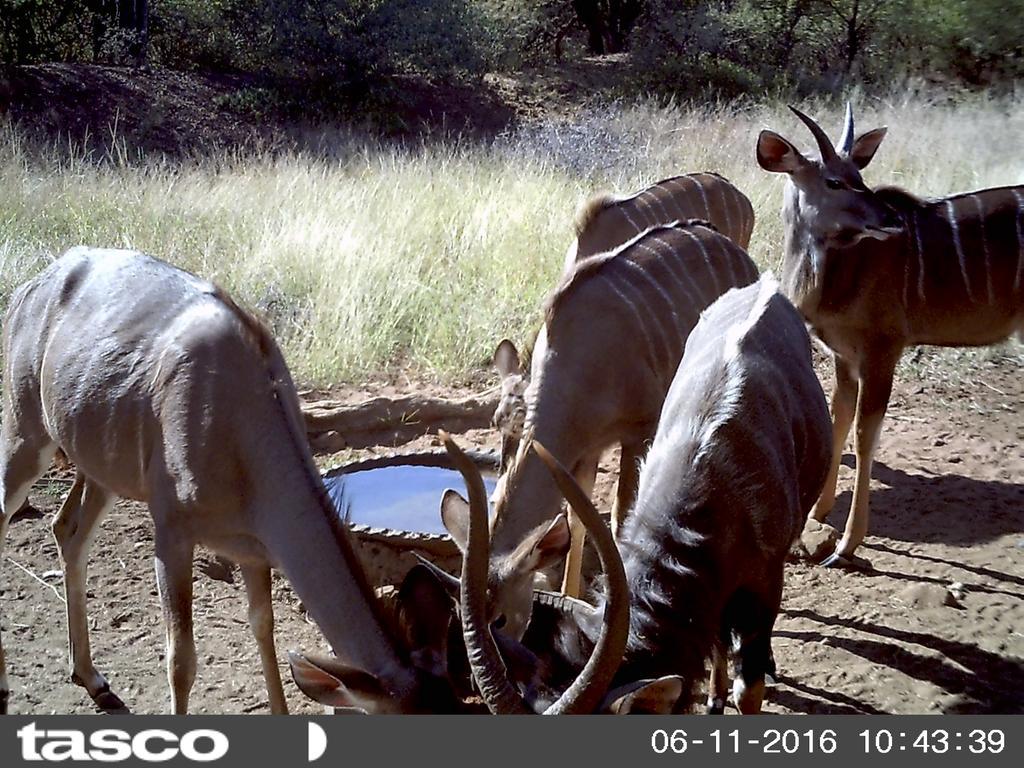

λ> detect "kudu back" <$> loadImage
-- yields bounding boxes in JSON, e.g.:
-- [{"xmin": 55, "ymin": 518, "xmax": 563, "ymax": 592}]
[
  {"xmin": 757, "ymin": 104, "xmax": 1024, "ymax": 567},
  {"xmin": 456, "ymin": 276, "xmax": 832, "ymax": 713},
  {"xmin": 456, "ymin": 221, "xmax": 759, "ymax": 641},
  {"xmin": 0, "ymin": 248, "xmax": 461, "ymax": 714}
]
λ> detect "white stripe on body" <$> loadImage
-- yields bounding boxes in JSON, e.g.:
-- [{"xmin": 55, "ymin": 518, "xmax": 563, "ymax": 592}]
[
  {"xmin": 680, "ymin": 228, "xmax": 723, "ymax": 296},
  {"xmin": 972, "ymin": 194, "xmax": 995, "ymax": 304},
  {"xmin": 946, "ymin": 200, "xmax": 978, "ymax": 304},
  {"xmin": 649, "ymin": 186, "xmax": 676, "ymax": 224},
  {"xmin": 912, "ymin": 211, "xmax": 926, "ymax": 304},
  {"xmin": 636, "ymin": 240, "xmax": 705, "ymax": 310},
  {"xmin": 617, "ymin": 201, "xmax": 645, "ymax": 234},
  {"xmin": 716, "ymin": 181, "xmax": 733, "ymax": 236}
]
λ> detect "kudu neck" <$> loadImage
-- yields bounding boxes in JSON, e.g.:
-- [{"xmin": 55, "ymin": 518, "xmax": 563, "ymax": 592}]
[
  {"xmin": 249, "ymin": 448, "xmax": 416, "ymax": 696},
  {"xmin": 781, "ymin": 184, "xmax": 826, "ymax": 310}
]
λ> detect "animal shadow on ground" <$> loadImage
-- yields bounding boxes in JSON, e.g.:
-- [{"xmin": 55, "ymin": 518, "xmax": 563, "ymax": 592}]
[
  {"xmin": 776, "ymin": 609, "xmax": 1024, "ymax": 714},
  {"xmin": 828, "ymin": 457, "xmax": 1023, "ymax": 547},
  {"xmin": 768, "ymin": 675, "xmax": 888, "ymax": 714}
]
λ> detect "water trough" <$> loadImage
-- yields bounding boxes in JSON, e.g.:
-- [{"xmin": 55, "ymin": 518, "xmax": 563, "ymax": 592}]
[{"xmin": 321, "ymin": 448, "xmax": 500, "ymax": 587}]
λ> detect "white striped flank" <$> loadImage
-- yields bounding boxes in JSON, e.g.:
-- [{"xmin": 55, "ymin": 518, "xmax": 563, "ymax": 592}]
[
  {"xmin": 619, "ymin": 258, "xmax": 686, "ymax": 353},
  {"xmin": 650, "ymin": 188, "xmax": 675, "ymax": 224},
  {"xmin": 693, "ymin": 178, "xmax": 712, "ymax": 219},
  {"xmin": 912, "ymin": 211, "xmax": 926, "ymax": 304},
  {"xmin": 597, "ymin": 272, "xmax": 660, "ymax": 359},
  {"xmin": 946, "ymin": 200, "xmax": 978, "ymax": 303},
  {"xmin": 717, "ymin": 183, "xmax": 733, "ymax": 234},
  {"xmin": 640, "ymin": 239, "xmax": 705, "ymax": 308},
  {"xmin": 680, "ymin": 228, "xmax": 723, "ymax": 296},
  {"xmin": 636, "ymin": 190, "xmax": 661, "ymax": 228},
  {"xmin": 709, "ymin": 232, "xmax": 739, "ymax": 287},
  {"xmin": 617, "ymin": 201, "xmax": 645, "ymax": 233},
  {"xmin": 666, "ymin": 178, "xmax": 697, "ymax": 221},
  {"xmin": 1013, "ymin": 189, "xmax": 1024, "ymax": 294},
  {"xmin": 972, "ymin": 194, "xmax": 995, "ymax": 304}
]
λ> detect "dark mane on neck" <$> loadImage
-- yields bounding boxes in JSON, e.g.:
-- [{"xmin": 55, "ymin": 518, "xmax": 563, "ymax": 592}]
[{"xmin": 873, "ymin": 185, "xmax": 927, "ymax": 211}]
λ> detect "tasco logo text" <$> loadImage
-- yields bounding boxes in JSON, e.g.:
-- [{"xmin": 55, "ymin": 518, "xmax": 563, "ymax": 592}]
[{"xmin": 17, "ymin": 723, "xmax": 229, "ymax": 762}]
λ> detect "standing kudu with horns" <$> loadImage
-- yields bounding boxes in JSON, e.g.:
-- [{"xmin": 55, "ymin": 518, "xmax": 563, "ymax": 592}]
[
  {"xmin": 0, "ymin": 248, "xmax": 489, "ymax": 714},
  {"xmin": 447, "ymin": 275, "xmax": 831, "ymax": 714},
  {"xmin": 466, "ymin": 221, "xmax": 758, "ymax": 642},
  {"xmin": 757, "ymin": 104, "xmax": 1024, "ymax": 567}
]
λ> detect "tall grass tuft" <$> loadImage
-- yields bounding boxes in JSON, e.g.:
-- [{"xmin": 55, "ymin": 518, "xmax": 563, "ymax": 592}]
[{"xmin": 1, "ymin": 89, "xmax": 1022, "ymax": 385}]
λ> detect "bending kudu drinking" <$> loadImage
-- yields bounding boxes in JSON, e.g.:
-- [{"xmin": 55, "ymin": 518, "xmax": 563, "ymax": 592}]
[
  {"xmin": 757, "ymin": 104, "xmax": 1024, "ymax": 567},
  {"xmin": 448, "ymin": 275, "xmax": 831, "ymax": 713},
  {"xmin": 0, "ymin": 251, "xmax": 564, "ymax": 714},
  {"xmin": 462, "ymin": 220, "xmax": 759, "ymax": 639},
  {"xmin": 494, "ymin": 173, "xmax": 755, "ymax": 464}
]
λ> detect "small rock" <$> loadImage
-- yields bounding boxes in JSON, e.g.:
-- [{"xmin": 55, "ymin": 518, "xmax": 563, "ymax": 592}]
[
  {"xmin": 796, "ymin": 519, "xmax": 840, "ymax": 562},
  {"xmin": 948, "ymin": 581, "xmax": 967, "ymax": 601},
  {"xmin": 41, "ymin": 570, "xmax": 63, "ymax": 581},
  {"xmin": 948, "ymin": 455, "xmax": 962, "ymax": 464},
  {"xmin": 933, "ymin": 438, "xmax": 946, "ymax": 447},
  {"xmin": 896, "ymin": 582, "xmax": 962, "ymax": 610}
]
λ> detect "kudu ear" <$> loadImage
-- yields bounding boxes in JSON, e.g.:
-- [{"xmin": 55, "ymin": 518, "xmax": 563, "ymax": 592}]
[
  {"xmin": 509, "ymin": 513, "xmax": 572, "ymax": 575},
  {"xmin": 440, "ymin": 489, "xmax": 471, "ymax": 552},
  {"xmin": 604, "ymin": 676, "xmax": 686, "ymax": 714},
  {"xmin": 397, "ymin": 564, "xmax": 456, "ymax": 678},
  {"xmin": 756, "ymin": 130, "xmax": 807, "ymax": 174},
  {"xmin": 287, "ymin": 651, "xmax": 387, "ymax": 713},
  {"xmin": 493, "ymin": 339, "xmax": 522, "ymax": 378},
  {"xmin": 410, "ymin": 554, "xmax": 461, "ymax": 599},
  {"xmin": 848, "ymin": 127, "xmax": 887, "ymax": 169}
]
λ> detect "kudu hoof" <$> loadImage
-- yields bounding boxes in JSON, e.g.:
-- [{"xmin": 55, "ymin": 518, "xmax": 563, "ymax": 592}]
[
  {"xmin": 0, "ymin": 689, "xmax": 9, "ymax": 715},
  {"xmin": 72, "ymin": 673, "xmax": 129, "ymax": 713},
  {"xmin": 820, "ymin": 551, "xmax": 872, "ymax": 571},
  {"xmin": 93, "ymin": 687, "xmax": 129, "ymax": 714},
  {"xmin": 706, "ymin": 698, "xmax": 726, "ymax": 715}
]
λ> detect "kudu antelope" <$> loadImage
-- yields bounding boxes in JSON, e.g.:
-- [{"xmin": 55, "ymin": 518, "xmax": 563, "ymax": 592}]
[
  {"xmin": 757, "ymin": 104, "xmax": 1024, "ymax": 567},
  {"xmin": 493, "ymin": 174, "xmax": 755, "ymax": 460},
  {"xmin": 462, "ymin": 220, "xmax": 759, "ymax": 639},
  {"xmin": 569, "ymin": 172, "xmax": 756, "ymax": 266},
  {"xmin": 449, "ymin": 276, "xmax": 831, "ymax": 713},
  {"xmin": 0, "ymin": 248, "xmax": 482, "ymax": 714}
]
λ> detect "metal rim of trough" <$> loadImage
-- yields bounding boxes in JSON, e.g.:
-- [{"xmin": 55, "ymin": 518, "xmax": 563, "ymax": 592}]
[{"xmin": 323, "ymin": 447, "xmax": 501, "ymax": 557}]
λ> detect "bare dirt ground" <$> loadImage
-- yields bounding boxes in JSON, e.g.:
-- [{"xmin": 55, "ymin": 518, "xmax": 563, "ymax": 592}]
[{"xmin": 1, "ymin": 354, "xmax": 1021, "ymax": 715}]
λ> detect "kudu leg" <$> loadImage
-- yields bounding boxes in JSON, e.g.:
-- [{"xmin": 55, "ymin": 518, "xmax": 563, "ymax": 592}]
[
  {"xmin": 560, "ymin": 454, "xmax": 600, "ymax": 598},
  {"xmin": 706, "ymin": 641, "xmax": 729, "ymax": 714},
  {"xmin": 240, "ymin": 564, "xmax": 288, "ymax": 714},
  {"xmin": 51, "ymin": 474, "xmax": 124, "ymax": 710},
  {"xmin": 153, "ymin": 523, "xmax": 197, "ymax": 714},
  {"xmin": 0, "ymin": 431, "xmax": 57, "ymax": 714},
  {"xmin": 810, "ymin": 356, "xmax": 857, "ymax": 523},
  {"xmin": 828, "ymin": 352, "xmax": 898, "ymax": 566},
  {"xmin": 611, "ymin": 439, "xmax": 645, "ymax": 539},
  {"xmin": 730, "ymin": 574, "xmax": 784, "ymax": 715}
]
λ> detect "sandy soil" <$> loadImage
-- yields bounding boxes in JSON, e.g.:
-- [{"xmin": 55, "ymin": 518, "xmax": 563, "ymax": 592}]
[{"xmin": 1, "ymin": 358, "xmax": 1021, "ymax": 715}]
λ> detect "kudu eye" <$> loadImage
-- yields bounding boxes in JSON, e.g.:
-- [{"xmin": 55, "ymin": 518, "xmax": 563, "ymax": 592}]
[
  {"xmin": 492, "ymin": 614, "xmax": 507, "ymax": 630},
  {"xmin": 825, "ymin": 178, "xmax": 846, "ymax": 190}
]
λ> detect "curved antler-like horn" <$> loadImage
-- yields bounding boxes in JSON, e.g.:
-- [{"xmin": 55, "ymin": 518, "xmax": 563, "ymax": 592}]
[
  {"xmin": 837, "ymin": 101, "xmax": 855, "ymax": 156},
  {"xmin": 788, "ymin": 105, "xmax": 839, "ymax": 163},
  {"xmin": 531, "ymin": 441, "xmax": 630, "ymax": 714},
  {"xmin": 445, "ymin": 433, "xmax": 630, "ymax": 714},
  {"xmin": 442, "ymin": 431, "xmax": 533, "ymax": 714}
]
